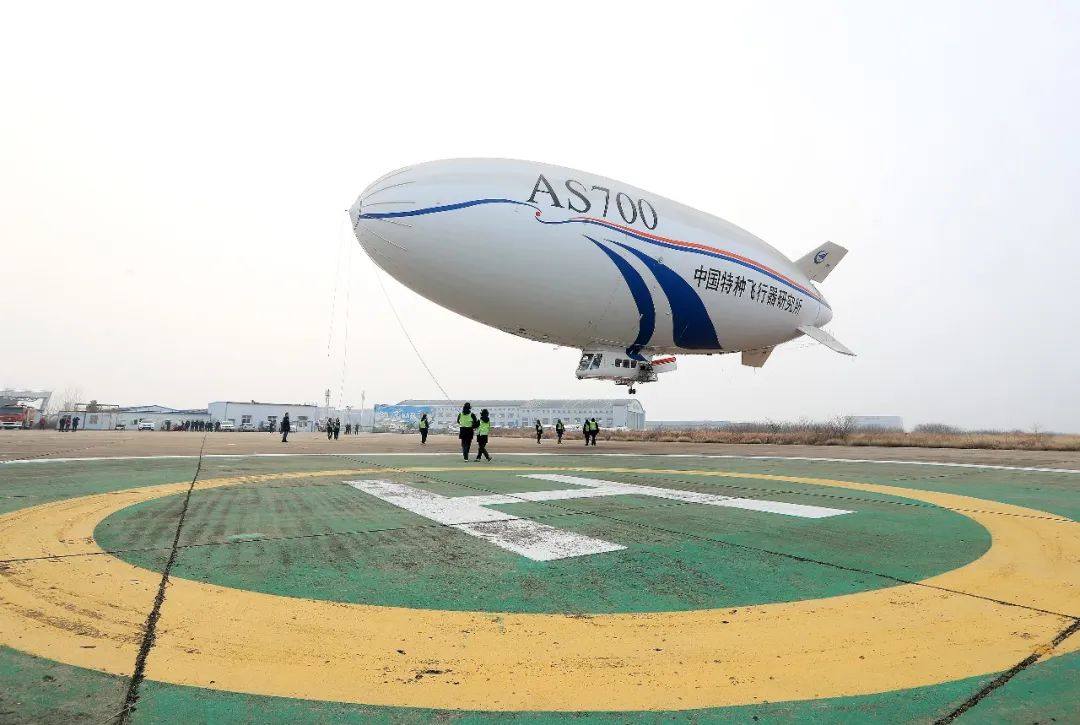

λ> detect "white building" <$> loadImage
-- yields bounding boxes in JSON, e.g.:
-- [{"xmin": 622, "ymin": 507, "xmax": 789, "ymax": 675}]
[
  {"xmin": 647, "ymin": 420, "xmax": 734, "ymax": 430},
  {"xmin": 56, "ymin": 405, "xmax": 210, "ymax": 430},
  {"xmin": 208, "ymin": 401, "xmax": 318, "ymax": 432},
  {"xmin": 390, "ymin": 399, "xmax": 646, "ymax": 431},
  {"xmin": 56, "ymin": 404, "xmax": 121, "ymax": 430},
  {"xmin": 850, "ymin": 415, "xmax": 904, "ymax": 431},
  {"xmin": 115, "ymin": 405, "xmax": 209, "ymax": 430}
]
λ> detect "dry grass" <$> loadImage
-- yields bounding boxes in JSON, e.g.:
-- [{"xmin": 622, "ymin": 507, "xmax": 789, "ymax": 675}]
[{"xmin": 495, "ymin": 421, "xmax": 1080, "ymax": 451}]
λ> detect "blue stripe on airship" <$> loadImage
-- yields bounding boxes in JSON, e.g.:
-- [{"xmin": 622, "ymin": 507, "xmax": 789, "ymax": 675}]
[
  {"xmin": 585, "ymin": 236, "xmax": 655, "ymax": 360},
  {"xmin": 609, "ymin": 241, "xmax": 721, "ymax": 351},
  {"xmin": 358, "ymin": 198, "xmax": 531, "ymax": 219},
  {"xmin": 357, "ymin": 197, "xmax": 825, "ymax": 310}
]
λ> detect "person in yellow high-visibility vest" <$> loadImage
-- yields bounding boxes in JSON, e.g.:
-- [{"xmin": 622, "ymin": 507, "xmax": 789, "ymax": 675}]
[
  {"xmin": 589, "ymin": 418, "xmax": 600, "ymax": 445},
  {"xmin": 457, "ymin": 402, "xmax": 479, "ymax": 460},
  {"xmin": 475, "ymin": 409, "xmax": 492, "ymax": 461},
  {"xmin": 418, "ymin": 413, "xmax": 429, "ymax": 445},
  {"xmin": 555, "ymin": 419, "xmax": 565, "ymax": 444}
]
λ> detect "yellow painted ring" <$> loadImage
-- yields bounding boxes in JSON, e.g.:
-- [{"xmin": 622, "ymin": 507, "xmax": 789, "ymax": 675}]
[{"xmin": 0, "ymin": 466, "xmax": 1077, "ymax": 711}]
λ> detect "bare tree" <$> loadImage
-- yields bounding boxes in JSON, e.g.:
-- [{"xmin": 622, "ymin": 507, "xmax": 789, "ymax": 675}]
[{"xmin": 52, "ymin": 385, "xmax": 85, "ymax": 414}]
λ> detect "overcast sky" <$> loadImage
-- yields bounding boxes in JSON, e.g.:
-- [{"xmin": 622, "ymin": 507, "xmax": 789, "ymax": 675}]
[{"xmin": 3, "ymin": 2, "xmax": 1078, "ymax": 431}]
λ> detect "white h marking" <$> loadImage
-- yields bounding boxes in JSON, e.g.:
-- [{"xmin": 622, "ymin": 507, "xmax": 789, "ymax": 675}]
[{"xmin": 346, "ymin": 474, "xmax": 851, "ymax": 561}]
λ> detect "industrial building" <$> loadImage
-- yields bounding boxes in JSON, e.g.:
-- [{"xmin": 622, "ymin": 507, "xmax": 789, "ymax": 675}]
[
  {"xmin": 207, "ymin": 401, "xmax": 319, "ymax": 432},
  {"xmin": 53, "ymin": 404, "xmax": 209, "ymax": 430},
  {"xmin": 850, "ymin": 415, "xmax": 904, "ymax": 431},
  {"xmin": 114, "ymin": 405, "xmax": 209, "ymax": 430},
  {"xmin": 52, "ymin": 402, "xmax": 321, "ymax": 431},
  {"xmin": 646, "ymin": 420, "xmax": 734, "ymax": 430},
  {"xmin": 379, "ymin": 399, "xmax": 647, "ymax": 431}
]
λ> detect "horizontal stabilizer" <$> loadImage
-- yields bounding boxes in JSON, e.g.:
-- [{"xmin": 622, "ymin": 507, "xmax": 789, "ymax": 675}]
[
  {"xmin": 741, "ymin": 347, "xmax": 774, "ymax": 368},
  {"xmin": 795, "ymin": 242, "xmax": 848, "ymax": 282},
  {"xmin": 798, "ymin": 325, "xmax": 855, "ymax": 356}
]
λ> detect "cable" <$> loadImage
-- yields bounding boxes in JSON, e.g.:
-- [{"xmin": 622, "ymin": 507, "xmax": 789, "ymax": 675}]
[
  {"xmin": 325, "ymin": 216, "xmax": 348, "ymax": 358},
  {"xmin": 372, "ymin": 264, "xmax": 453, "ymax": 402},
  {"xmin": 337, "ymin": 242, "xmax": 353, "ymax": 409}
]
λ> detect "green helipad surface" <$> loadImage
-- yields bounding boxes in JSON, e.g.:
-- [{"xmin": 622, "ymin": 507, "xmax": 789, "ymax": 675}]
[{"xmin": 1, "ymin": 452, "xmax": 1077, "ymax": 723}]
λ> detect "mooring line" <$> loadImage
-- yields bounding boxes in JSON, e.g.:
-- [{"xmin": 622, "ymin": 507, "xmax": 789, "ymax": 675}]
[
  {"xmin": 933, "ymin": 617, "xmax": 1080, "ymax": 723},
  {"xmin": 114, "ymin": 434, "xmax": 208, "ymax": 725}
]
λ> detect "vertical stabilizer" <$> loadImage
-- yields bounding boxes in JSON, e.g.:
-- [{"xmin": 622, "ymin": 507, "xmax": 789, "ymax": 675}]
[{"xmin": 795, "ymin": 242, "xmax": 848, "ymax": 282}]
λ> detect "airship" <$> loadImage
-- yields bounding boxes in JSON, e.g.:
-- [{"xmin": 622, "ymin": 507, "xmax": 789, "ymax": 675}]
[{"xmin": 350, "ymin": 159, "xmax": 852, "ymax": 392}]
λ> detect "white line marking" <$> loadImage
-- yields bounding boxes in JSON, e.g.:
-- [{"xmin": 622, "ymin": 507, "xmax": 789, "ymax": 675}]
[
  {"xmin": 454, "ymin": 520, "xmax": 625, "ymax": 561},
  {"xmin": 4, "ymin": 452, "xmax": 1078, "ymax": 474},
  {"xmin": 345, "ymin": 480, "xmax": 624, "ymax": 561},
  {"xmin": 523, "ymin": 474, "xmax": 851, "ymax": 519},
  {"xmin": 346, "ymin": 470, "xmax": 850, "ymax": 561}
]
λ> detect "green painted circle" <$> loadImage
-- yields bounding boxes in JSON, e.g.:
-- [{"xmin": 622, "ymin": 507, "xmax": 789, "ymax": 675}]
[{"xmin": 95, "ymin": 466, "xmax": 991, "ymax": 613}]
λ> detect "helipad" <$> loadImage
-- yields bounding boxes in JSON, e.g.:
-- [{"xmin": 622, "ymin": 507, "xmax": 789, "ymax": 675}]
[{"xmin": 0, "ymin": 434, "xmax": 1077, "ymax": 722}]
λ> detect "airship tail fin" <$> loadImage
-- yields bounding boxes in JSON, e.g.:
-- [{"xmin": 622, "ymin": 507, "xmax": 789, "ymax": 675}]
[
  {"xmin": 795, "ymin": 242, "xmax": 848, "ymax": 282},
  {"xmin": 798, "ymin": 325, "xmax": 855, "ymax": 356}
]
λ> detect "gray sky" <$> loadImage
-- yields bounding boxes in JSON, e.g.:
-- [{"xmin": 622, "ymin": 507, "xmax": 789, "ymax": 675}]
[{"xmin": 3, "ymin": 2, "xmax": 1078, "ymax": 431}]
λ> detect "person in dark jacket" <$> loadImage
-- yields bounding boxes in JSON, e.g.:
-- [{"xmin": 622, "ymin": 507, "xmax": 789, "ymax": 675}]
[
  {"xmin": 281, "ymin": 412, "xmax": 291, "ymax": 443},
  {"xmin": 475, "ymin": 409, "xmax": 492, "ymax": 462},
  {"xmin": 555, "ymin": 419, "xmax": 565, "ymax": 444},
  {"xmin": 589, "ymin": 418, "xmax": 599, "ymax": 445},
  {"xmin": 72, "ymin": 416, "xmax": 80, "ymax": 432},
  {"xmin": 535, "ymin": 420, "xmax": 543, "ymax": 444},
  {"xmin": 334, "ymin": 418, "xmax": 341, "ymax": 440},
  {"xmin": 582, "ymin": 420, "xmax": 591, "ymax": 445},
  {"xmin": 457, "ymin": 403, "xmax": 479, "ymax": 460},
  {"xmin": 418, "ymin": 413, "xmax": 429, "ymax": 445}
]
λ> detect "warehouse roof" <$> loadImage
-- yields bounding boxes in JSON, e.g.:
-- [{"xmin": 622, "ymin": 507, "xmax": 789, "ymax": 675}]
[
  {"xmin": 396, "ymin": 399, "xmax": 637, "ymax": 408},
  {"xmin": 209, "ymin": 401, "xmax": 318, "ymax": 407}
]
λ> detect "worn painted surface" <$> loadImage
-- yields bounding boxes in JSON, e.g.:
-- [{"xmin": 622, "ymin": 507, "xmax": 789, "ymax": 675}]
[
  {"xmin": 0, "ymin": 452, "xmax": 1077, "ymax": 722},
  {"xmin": 99, "ymin": 468, "xmax": 984, "ymax": 612}
]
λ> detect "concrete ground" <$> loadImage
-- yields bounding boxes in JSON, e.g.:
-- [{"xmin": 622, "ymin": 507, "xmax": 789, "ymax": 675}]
[
  {"xmin": 4, "ymin": 430, "xmax": 1080, "ymax": 468},
  {"xmin": 0, "ymin": 432, "xmax": 1077, "ymax": 723}
]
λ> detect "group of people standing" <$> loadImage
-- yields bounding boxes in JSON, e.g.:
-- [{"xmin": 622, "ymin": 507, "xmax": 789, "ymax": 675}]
[
  {"xmin": 433, "ymin": 404, "xmax": 603, "ymax": 461},
  {"xmin": 449, "ymin": 404, "xmax": 493, "ymax": 461},
  {"xmin": 536, "ymin": 417, "xmax": 600, "ymax": 445},
  {"xmin": 57, "ymin": 415, "xmax": 79, "ymax": 432},
  {"xmin": 183, "ymin": 420, "xmax": 214, "ymax": 432},
  {"xmin": 324, "ymin": 418, "xmax": 362, "ymax": 439}
]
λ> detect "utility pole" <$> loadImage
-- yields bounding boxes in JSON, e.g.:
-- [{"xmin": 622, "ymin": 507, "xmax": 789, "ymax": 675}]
[
  {"xmin": 360, "ymin": 390, "xmax": 366, "ymax": 432},
  {"xmin": 324, "ymin": 388, "xmax": 331, "ymax": 423}
]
